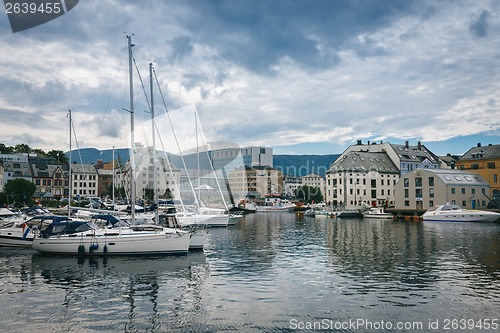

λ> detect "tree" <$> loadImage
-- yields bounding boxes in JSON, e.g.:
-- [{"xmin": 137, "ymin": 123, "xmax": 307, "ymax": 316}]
[
  {"xmin": 294, "ymin": 185, "xmax": 323, "ymax": 204},
  {"xmin": 13, "ymin": 144, "xmax": 31, "ymax": 154},
  {"xmin": 47, "ymin": 150, "xmax": 69, "ymax": 164},
  {"xmin": 4, "ymin": 178, "xmax": 36, "ymax": 207},
  {"xmin": 0, "ymin": 143, "xmax": 14, "ymax": 154}
]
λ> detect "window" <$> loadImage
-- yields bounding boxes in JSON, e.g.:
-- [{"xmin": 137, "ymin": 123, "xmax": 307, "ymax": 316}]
[
  {"xmin": 371, "ymin": 190, "xmax": 377, "ymax": 199},
  {"xmin": 428, "ymin": 177, "xmax": 434, "ymax": 186},
  {"xmin": 416, "ymin": 189, "xmax": 423, "ymax": 198},
  {"xmin": 429, "ymin": 188, "xmax": 434, "ymax": 198},
  {"xmin": 371, "ymin": 179, "xmax": 376, "ymax": 188},
  {"xmin": 415, "ymin": 178, "xmax": 422, "ymax": 187},
  {"xmin": 404, "ymin": 178, "xmax": 409, "ymax": 187},
  {"xmin": 494, "ymin": 174, "xmax": 498, "ymax": 183},
  {"xmin": 404, "ymin": 200, "xmax": 410, "ymax": 207},
  {"xmin": 462, "ymin": 201, "xmax": 466, "ymax": 207},
  {"xmin": 487, "ymin": 162, "xmax": 495, "ymax": 169},
  {"xmin": 471, "ymin": 189, "xmax": 476, "ymax": 195},
  {"xmin": 451, "ymin": 188, "xmax": 456, "ymax": 194},
  {"xmin": 404, "ymin": 189, "xmax": 409, "ymax": 198},
  {"xmin": 429, "ymin": 200, "xmax": 434, "ymax": 207},
  {"xmin": 461, "ymin": 188, "xmax": 465, "ymax": 194}
]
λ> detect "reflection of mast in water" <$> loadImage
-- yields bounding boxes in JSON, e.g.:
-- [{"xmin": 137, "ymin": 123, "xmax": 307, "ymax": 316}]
[{"xmin": 29, "ymin": 253, "xmax": 209, "ymax": 330}]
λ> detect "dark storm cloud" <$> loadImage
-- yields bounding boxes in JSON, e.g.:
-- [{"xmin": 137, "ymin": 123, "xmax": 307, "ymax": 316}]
[
  {"xmin": 469, "ymin": 10, "xmax": 490, "ymax": 38},
  {"xmin": 175, "ymin": 0, "xmax": 421, "ymax": 74}
]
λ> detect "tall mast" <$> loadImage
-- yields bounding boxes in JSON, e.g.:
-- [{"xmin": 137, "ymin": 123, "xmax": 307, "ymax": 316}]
[
  {"xmin": 68, "ymin": 108, "xmax": 72, "ymax": 219},
  {"xmin": 112, "ymin": 145, "xmax": 115, "ymax": 208},
  {"xmin": 149, "ymin": 62, "xmax": 159, "ymax": 223},
  {"xmin": 127, "ymin": 35, "xmax": 136, "ymax": 222}
]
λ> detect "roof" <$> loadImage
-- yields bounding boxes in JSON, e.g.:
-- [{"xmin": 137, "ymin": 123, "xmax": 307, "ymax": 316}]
[
  {"xmin": 411, "ymin": 168, "xmax": 489, "ymax": 186},
  {"xmin": 327, "ymin": 151, "xmax": 399, "ymax": 174},
  {"xmin": 459, "ymin": 144, "xmax": 500, "ymax": 161},
  {"xmin": 389, "ymin": 143, "xmax": 440, "ymax": 163},
  {"xmin": 71, "ymin": 164, "xmax": 98, "ymax": 174}
]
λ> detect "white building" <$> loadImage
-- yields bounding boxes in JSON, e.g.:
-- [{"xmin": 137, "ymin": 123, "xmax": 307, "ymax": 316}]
[
  {"xmin": 70, "ymin": 164, "xmax": 98, "ymax": 199},
  {"xmin": 302, "ymin": 173, "xmax": 325, "ymax": 197},
  {"xmin": 326, "ymin": 151, "xmax": 400, "ymax": 208}
]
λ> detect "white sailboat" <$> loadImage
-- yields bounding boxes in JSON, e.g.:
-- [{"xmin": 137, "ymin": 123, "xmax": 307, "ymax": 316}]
[{"xmin": 32, "ymin": 35, "xmax": 191, "ymax": 256}]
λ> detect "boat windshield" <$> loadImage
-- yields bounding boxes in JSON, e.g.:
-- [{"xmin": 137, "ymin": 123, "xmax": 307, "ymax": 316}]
[{"xmin": 441, "ymin": 204, "xmax": 462, "ymax": 211}]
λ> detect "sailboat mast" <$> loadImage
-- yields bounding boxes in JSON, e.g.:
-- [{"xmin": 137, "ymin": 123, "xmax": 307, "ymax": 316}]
[
  {"xmin": 68, "ymin": 108, "xmax": 72, "ymax": 219},
  {"xmin": 127, "ymin": 35, "xmax": 136, "ymax": 222},
  {"xmin": 112, "ymin": 145, "xmax": 115, "ymax": 208},
  {"xmin": 149, "ymin": 62, "xmax": 159, "ymax": 223}
]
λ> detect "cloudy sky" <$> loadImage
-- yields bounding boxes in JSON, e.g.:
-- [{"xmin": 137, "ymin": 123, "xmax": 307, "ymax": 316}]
[{"xmin": 0, "ymin": 0, "xmax": 499, "ymax": 156}]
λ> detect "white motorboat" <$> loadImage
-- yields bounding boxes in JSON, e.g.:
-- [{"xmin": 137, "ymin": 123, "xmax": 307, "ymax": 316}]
[
  {"xmin": 421, "ymin": 204, "xmax": 500, "ymax": 222},
  {"xmin": 363, "ymin": 207, "xmax": 394, "ymax": 219}
]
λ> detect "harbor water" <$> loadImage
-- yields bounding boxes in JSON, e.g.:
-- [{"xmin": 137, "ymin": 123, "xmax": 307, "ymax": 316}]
[{"xmin": 0, "ymin": 213, "xmax": 498, "ymax": 332}]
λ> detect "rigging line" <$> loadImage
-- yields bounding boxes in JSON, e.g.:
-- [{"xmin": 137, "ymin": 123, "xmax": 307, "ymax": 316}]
[
  {"xmin": 92, "ymin": 45, "xmax": 127, "ymax": 148},
  {"xmin": 133, "ymin": 57, "xmax": 151, "ymax": 112},
  {"xmin": 195, "ymin": 109, "xmax": 229, "ymax": 211},
  {"xmin": 153, "ymin": 69, "xmax": 199, "ymax": 208},
  {"xmin": 70, "ymin": 117, "xmax": 87, "ymax": 181},
  {"xmin": 154, "ymin": 119, "xmax": 185, "ymax": 209}
]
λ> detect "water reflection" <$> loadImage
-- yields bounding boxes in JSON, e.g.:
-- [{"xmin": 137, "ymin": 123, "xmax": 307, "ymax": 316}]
[{"xmin": 0, "ymin": 215, "xmax": 498, "ymax": 332}]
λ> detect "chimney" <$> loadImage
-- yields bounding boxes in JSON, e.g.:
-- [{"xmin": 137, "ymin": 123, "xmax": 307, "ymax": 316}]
[
  {"xmin": 405, "ymin": 141, "xmax": 409, "ymax": 148},
  {"xmin": 357, "ymin": 140, "xmax": 362, "ymax": 145},
  {"xmin": 367, "ymin": 140, "xmax": 370, "ymax": 145},
  {"xmin": 477, "ymin": 143, "xmax": 481, "ymax": 147},
  {"xmin": 418, "ymin": 141, "xmax": 422, "ymax": 150}
]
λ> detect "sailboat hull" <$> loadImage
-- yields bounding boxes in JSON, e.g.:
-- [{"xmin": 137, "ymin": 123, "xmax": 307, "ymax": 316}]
[{"xmin": 32, "ymin": 230, "xmax": 191, "ymax": 256}]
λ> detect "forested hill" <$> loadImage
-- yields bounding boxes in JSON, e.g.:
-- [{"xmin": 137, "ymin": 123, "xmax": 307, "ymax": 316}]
[
  {"xmin": 273, "ymin": 154, "xmax": 339, "ymax": 177},
  {"xmin": 65, "ymin": 149, "xmax": 339, "ymax": 177}
]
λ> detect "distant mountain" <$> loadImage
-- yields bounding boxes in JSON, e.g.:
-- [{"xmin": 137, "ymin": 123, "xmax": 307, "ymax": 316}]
[
  {"xmin": 65, "ymin": 149, "xmax": 339, "ymax": 177},
  {"xmin": 273, "ymin": 154, "xmax": 339, "ymax": 177}
]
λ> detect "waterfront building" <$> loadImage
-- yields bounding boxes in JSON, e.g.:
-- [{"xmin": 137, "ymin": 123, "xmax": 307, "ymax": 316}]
[
  {"xmin": 325, "ymin": 151, "xmax": 400, "ymax": 208},
  {"xmin": 302, "ymin": 173, "xmax": 325, "ymax": 197},
  {"xmin": 32, "ymin": 164, "xmax": 68, "ymax": 200},
  {"xmin": 394, "ymin": 168, "xmax": 491, "ymax": 210},
  {"xmin": 344, "ymin": 140, "xmax": 446, "ymax": 176},
  {"xmin": 70, "ymin": 164, "xmax": 98, "ymax": 199},
  {"xmin": 228, "ymin": 166, "xmax": 283, "ymax": 199},
  {"xmin": 456, "ymin": 143, "xmax": 499, "ymax": 202},
  {"xmin": 2, "ymin": 161, "xmax": 32, "ymax": 186},
  {"xmin": 210, "ymin": 146, "xmax": 273, "ymax": 172},
  {"xmin": 283, "ymin": 174, "xmax": 302, "ymax": 197}
]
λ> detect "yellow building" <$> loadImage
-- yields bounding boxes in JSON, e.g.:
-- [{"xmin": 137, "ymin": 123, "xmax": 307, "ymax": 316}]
[{"xmin": 456, "ymin": 143, "xmax": 500, "ymax": 202}]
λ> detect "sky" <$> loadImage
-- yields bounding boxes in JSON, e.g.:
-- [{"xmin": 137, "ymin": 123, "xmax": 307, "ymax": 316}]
[{"xmin": 0, "ymin": 0, "xmax": 499, "ymax": 157}]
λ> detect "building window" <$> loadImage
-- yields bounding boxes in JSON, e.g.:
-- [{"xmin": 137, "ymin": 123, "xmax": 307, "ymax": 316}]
[
  {"xmin": 471, "ymin": 164, "xmax": 479, "ymax": 169},
  {"xmin": 404, "ymin": 200, "xmax": 410, "ymax": 207},
  {"xmin": 461, "ymin": 188, "xmax": 465, "ymax": 194},
  {"xmin": 462, "ymin": 200, "xmax": 466, "ymax": 207},
  {"xmin": 415, "ymin": 177, "xmax": 422, "ymax": 187},
  {"xmin": 451, "ymin": 188, "xmax": 456, "ymax": 194},
  {"xmin": 404, "ymin": 178, "xmax": 409, "ymax": 187},
  {"xmin": 429, "ymin": 188, "xmax": 434, "ymax": 198},
  {"xmin": 371, "ymin": 190, "xmax": 377, "ymax": 199},
  {"xmin": 429, "ymin": 200, "xmax": 434, "ymax": 207},
  {"xmin": 416, "ymin": 189, "xmax": 422, "ymax": 198},
  {"xmin": 487, "ymin": 162, "xmax": 495, "ymax": 169},
  {"xmin": 428, "ymin": 177, "xmax": 434, "ymax": 186},
  {"xmin": 494, "ymin": 174, "xmax": 498, "ymax": 183}
]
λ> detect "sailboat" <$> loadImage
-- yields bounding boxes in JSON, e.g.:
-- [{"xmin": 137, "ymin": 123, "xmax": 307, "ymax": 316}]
[{"xmin": 32, "ymin": 35, "xmax": 192, "ymax": 256}]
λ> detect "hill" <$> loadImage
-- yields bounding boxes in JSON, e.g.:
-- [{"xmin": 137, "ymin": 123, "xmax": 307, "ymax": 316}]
[
  {"xmin": 65, "ymin": 149, "xmax": 339, "ymax": 177},
  {"xmin": 273, "ymin": 154, "xmax": 339, "ymax": 177}
]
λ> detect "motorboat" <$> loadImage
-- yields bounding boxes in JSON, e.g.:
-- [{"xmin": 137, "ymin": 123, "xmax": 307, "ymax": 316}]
[
  {"xmin": 363, "ymin": 207, "xmax": 393, "ymax": 219},
  {"xmin": 421, "ymin": 204, "xmax": 500, "ymax": 222}
]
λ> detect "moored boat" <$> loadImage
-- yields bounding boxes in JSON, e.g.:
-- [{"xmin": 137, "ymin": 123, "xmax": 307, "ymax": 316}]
[
  {"xmin": 363, "ymin": 207, "xmax": 394, "ymax": 219},
  {"xmin": 421, "ymin": 204, "xmax": 500, "ymax": 222}
]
